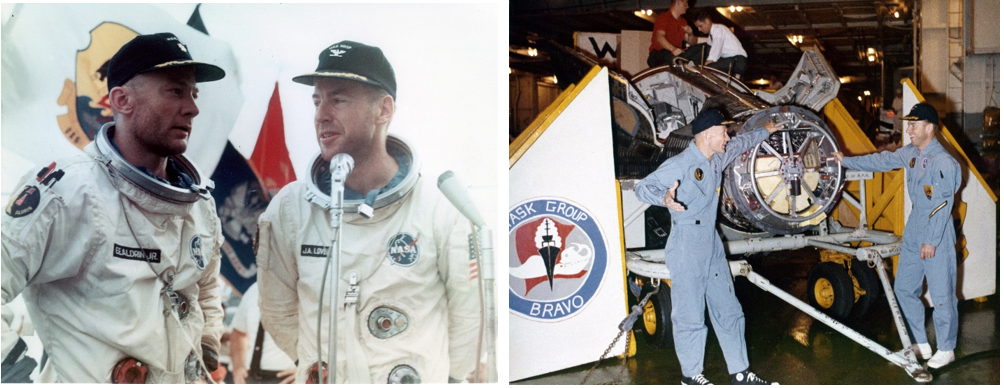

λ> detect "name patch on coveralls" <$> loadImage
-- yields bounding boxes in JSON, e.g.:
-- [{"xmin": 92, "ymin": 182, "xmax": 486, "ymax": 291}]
[
  {"xmin": 113, "ymin": 244, "xmax": 162, "ymax": 263},
  {"xmin": 301, "ymin": 245, "xmax": 331, "ymax": 257},
  {"xmin": 508, "ymin": 198, "xmax": 607, "ymax": 321}
]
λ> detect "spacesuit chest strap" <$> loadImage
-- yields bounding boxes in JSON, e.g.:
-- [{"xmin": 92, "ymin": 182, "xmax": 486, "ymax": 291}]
[{"xmin": 344, "ymin": 272, "xmax": 371, "ymax": 383}]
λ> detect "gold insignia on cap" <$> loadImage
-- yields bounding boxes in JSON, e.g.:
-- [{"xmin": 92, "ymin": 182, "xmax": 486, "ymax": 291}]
[{"xmin": 312, "ymin": 71, "xmax": 370, "ymax": 82}]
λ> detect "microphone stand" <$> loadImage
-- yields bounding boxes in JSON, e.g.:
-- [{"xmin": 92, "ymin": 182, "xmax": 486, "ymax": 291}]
[
  {"xmin": 327, "ymin": 157, "xmax": 349, "ymax": 384},
  {"xmin": 436, "ymin": 171, "xmax": 496, "ymax": 383},
  {"xmin": 475, "ymin": 225, "xmax": 496, "ymax": 383}
]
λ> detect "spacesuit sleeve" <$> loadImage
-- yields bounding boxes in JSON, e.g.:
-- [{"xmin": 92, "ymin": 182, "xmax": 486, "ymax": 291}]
[
  {"xmin": 722, "ymin": 127, "xmax": 769, "ymax": 165},
  {"xmin": 198, "ymin": 198, "xmax": 226, "ymax": 355},
  {"xmin": 256, "ymin": 199, "xmax": 301, "ymax": 360},
  {"xmin": 1, "ymin": 171, "xmax": 86, "ymax": 360},
  {"xmin": 841, "ymin": 147, "xmax": 908, "ymax": 172},
  {"xmin": 635, "ymin": 158, "xmax": 684, "ymax": 206},
  {"xmin": 923, "ymin": 156, "xmax": 962, "ymax": 246},
  {"xmin": 437, "ymin": 206, "xmax": 480, "ymax": 381}
]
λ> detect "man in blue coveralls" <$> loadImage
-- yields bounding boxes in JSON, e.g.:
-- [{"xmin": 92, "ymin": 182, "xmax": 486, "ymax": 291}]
[
  {"xmin": 833, "ymin": 103, "xmax": 961, "ymax": 369},
  {"xmin": 636, "ymin": 108, "xmax": 779, "ymax": 385}
]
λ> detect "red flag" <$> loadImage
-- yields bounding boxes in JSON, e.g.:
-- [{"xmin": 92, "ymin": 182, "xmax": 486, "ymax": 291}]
[{"xmin": 249, "ymin": 82, "xmax": 295, "ymax": 197}]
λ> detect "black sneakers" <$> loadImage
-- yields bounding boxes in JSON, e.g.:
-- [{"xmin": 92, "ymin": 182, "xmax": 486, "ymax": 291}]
[
  {"xmin": 731, "ymin": 370, "xmax": 777, "ymax": 385},
  {"xmin": 682, "ymin": 374, "xmax": 714, "ymax": 385}
]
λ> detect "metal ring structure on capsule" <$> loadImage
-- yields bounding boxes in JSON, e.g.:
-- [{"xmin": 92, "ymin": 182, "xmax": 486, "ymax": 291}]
[
  {"xmin": 93, "ymin": 122, "xmax": 214, "ymax": 203},
  {"xmin": 720, "ymin": 106, "xmax": 844, "ymax": 235},
  {"xmin": 618, "ymin": 51, "xmax": 843, "ymax": 236},
  {"xmin": 304, "ymin": 134, "xmax": 420, "ymax": 212}
]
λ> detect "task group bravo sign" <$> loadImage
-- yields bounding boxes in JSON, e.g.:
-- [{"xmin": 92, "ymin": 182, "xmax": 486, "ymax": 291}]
[{"xmin": 509, "ymin": 198, "xmax": 607, "ymax": 321}]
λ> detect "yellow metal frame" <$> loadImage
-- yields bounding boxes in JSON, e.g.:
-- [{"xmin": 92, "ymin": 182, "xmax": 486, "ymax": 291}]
[
  {"xmin": 824, "ymin": 79, "xmax": 999, "ymax": 275},
  {"xmin": 823, "ymin": 99, "xmax": 905, "ymax": 269}
]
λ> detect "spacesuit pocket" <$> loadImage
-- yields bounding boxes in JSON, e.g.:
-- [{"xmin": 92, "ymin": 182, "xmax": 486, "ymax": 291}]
[{"xmin": 256, "ymin": 220, "xmax": 272, "ymax": 271}]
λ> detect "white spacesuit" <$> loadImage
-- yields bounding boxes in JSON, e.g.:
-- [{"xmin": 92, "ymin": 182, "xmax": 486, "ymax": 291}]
[
  {"xmin": 256, "ymin": 135, "xmax": 480, "ymax": 383},
  {"xmin": 0, "ymin": 124, "xmax": 225, "ymax": 383}
]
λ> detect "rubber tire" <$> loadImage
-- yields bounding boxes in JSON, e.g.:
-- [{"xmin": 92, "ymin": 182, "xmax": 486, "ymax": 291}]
[
  {"xmin": 639, "ymin": 281, "xmax": 674, "ymax": 349},
  {"xmin": 849, "ymin": 260, "xmax": 883, "ymax": 318},
  {"xmin": 807, "ymin": 262, "xmax": 854, "ymax": 320}
]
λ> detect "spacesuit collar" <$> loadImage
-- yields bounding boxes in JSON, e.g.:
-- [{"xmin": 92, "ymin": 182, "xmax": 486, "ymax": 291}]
[
  {"xmin": 304, "ymin": 134, "xmax": 420, "ymax": 213},
  {"xmin": 90, "ymin": 122, "xmax": 214, "ymax": 207}
]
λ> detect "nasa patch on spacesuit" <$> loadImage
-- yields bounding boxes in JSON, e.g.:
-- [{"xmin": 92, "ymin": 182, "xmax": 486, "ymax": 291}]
[
  {"xmin": 190, "ymin": 235, "xmax": 206, "ymax": 270},
  {"xmin": 386, "ymin": 233, "xmax": 420, "ymax": 266}
]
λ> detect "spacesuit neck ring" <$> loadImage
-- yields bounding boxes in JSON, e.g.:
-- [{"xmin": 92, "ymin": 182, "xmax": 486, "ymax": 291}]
[
  {"xmin": 93, "ymin": 122, "xmax": 214, "ymax": 204},
  {"xmin": 304, "ymin": 134, "xmax": 420, "ymax": 212}
]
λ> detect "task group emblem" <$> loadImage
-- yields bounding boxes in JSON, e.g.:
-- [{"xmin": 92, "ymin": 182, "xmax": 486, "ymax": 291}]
[
  {"xmin": 509, "ymin": 198, "xmax": 607, "ymax": 321},
  {"xmin": 57, "ymin": 22, "xmax": 139, "ymax": 150}
]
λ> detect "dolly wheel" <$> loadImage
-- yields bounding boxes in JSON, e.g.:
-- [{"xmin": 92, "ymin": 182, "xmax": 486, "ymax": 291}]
[
  {"xmin": 807, "ymin": 262, "xmax": 854, "ymax": 319},
  {"xmin": 639, "ymin": 281, "xmax": 674, "ymax": 349},
  {"xmin": 849, "ymin": 259, "xmax": 883, "ymax": 318}
]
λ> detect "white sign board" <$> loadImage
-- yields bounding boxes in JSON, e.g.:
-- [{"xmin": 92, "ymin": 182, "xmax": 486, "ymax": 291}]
[{"xmin": 509, "ymin": 67, "xmax": 627, "ymax": 381}]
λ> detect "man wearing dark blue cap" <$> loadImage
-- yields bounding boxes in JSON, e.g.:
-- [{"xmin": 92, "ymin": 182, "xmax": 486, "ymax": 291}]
[
  {"xmin": 636, "ymin": 108, "xmax": 779, "ymax": 385},
  {"xmin": 257, "ymin": 41, "xmax": 481, "ymax": 384},
  {"xmin": 1, "ymin": 32, "xmax": 227, "ymax": 383},
  {"xmin": 833, "ymin": 102, "xmax": 962, "ymax": 369}
]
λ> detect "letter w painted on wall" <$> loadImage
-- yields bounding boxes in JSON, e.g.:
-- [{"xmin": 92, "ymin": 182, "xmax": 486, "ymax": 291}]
[{"xmin": 589, "ymin": 37, "xmax": 617, "ymax": 59}]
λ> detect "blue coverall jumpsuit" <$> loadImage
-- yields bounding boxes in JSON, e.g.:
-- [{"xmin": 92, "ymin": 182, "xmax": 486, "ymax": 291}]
[
  {"xmin": 635, "ymin": 127, "xmax": 769, "ymax": 377},
  {"xmin": 842, "ymin": 140, "xmax": 961, "ymax": 351}
]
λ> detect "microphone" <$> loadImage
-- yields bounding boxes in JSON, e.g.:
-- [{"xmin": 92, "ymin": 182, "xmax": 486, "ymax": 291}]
[
  {"xmin": 330, "ymin": 153, "xmax": 354, "ymax": 184},
  {"xmin": 437, "ymin": 170, "xmax": 485, "ymax": 228}
]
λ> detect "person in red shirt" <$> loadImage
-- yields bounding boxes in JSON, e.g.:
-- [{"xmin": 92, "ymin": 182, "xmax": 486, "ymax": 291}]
[{"xmin": 647, "ymin": 0, "xmax": 703, "ymax": 67}]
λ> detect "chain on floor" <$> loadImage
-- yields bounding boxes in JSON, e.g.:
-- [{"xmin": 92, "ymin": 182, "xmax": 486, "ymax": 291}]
[{"xmin": 579, "ymin": 281, "xmax": 660, "ymax": 385}]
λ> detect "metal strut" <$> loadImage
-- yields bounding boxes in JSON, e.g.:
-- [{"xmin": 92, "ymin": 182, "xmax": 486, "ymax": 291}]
[{"xmin": 728, "ymin": 259, "xmax": 933, "ymax": 383}]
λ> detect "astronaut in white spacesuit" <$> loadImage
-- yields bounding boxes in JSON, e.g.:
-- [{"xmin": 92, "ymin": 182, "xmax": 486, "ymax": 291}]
[
  {"xmin": 0, "ymin": 32, "xmax": 226, "ymax": 383},
  {"xmin": 255, "ymin": 40, "xmax": 481, "ymax": 384}
]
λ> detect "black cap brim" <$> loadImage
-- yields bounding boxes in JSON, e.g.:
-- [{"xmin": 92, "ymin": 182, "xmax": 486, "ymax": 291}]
[
  {"xmin": 292, "ymin": 71, "xmax": 385, "ymax": 90},
  {"xmin": 142, "ymin": 60, "xmax": 226, "ymax": 83}
]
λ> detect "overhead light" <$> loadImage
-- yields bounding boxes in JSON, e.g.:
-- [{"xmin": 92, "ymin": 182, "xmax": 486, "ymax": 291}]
[
  {"xmin": 867, "ymin": 47, "xmax": 875, "ymax": 55},
  {"xmin": 647, "ymin": 9, "xmax": 653, "ymax": 16},
  {"xmin": 863, "ymin": 90, "xmax": 871, "ymax": 96},
  {"xmin": 858, "ymin": 96, "xmax": 863, "ymax": 101},
  {"xmin": 551, "ymin": 75, "xmax": 558, "ymax": 84},
  {"xmin": 737, "ymin": 6, "xmax": 743, "ymax": 12},
  {"xmin": 868, "ymin": 54, "xmax": 875, "ymax": 62},
  {"xmin": 894, "ymin": 10, "xmax": 900, "ymax": 18},
  {"xmin": 753, "ymin": 78, "xmax": 770, "ymax": 85},
  {"xmin": 730, "ymin": 5, "xmax": 736, "ymax": 12},
  {"xmin": 528, "ymin": 48, "xmax": 538, "ymax": 57},
  {"xmin": 839, "ymin": 76, "xmax": 851, "ymax": 84}
]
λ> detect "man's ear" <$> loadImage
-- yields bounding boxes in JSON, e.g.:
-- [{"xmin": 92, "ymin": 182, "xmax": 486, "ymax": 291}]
[
  {"xmin": 374, "ymin": 95, "xmax": 395, "ymax": 126},
  {"xmin": 108, "ymin": 86, "xmax": 133, "ymax": 115}
]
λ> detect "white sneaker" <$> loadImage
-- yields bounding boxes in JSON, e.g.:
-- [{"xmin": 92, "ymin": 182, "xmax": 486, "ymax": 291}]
[
  {"xmin": 913, "ymin": 343, "xmax": 932, "ymax": 360},
  {"xmin": 927, "ymin": 350, "xmax": 955, "ymax": 369}
]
